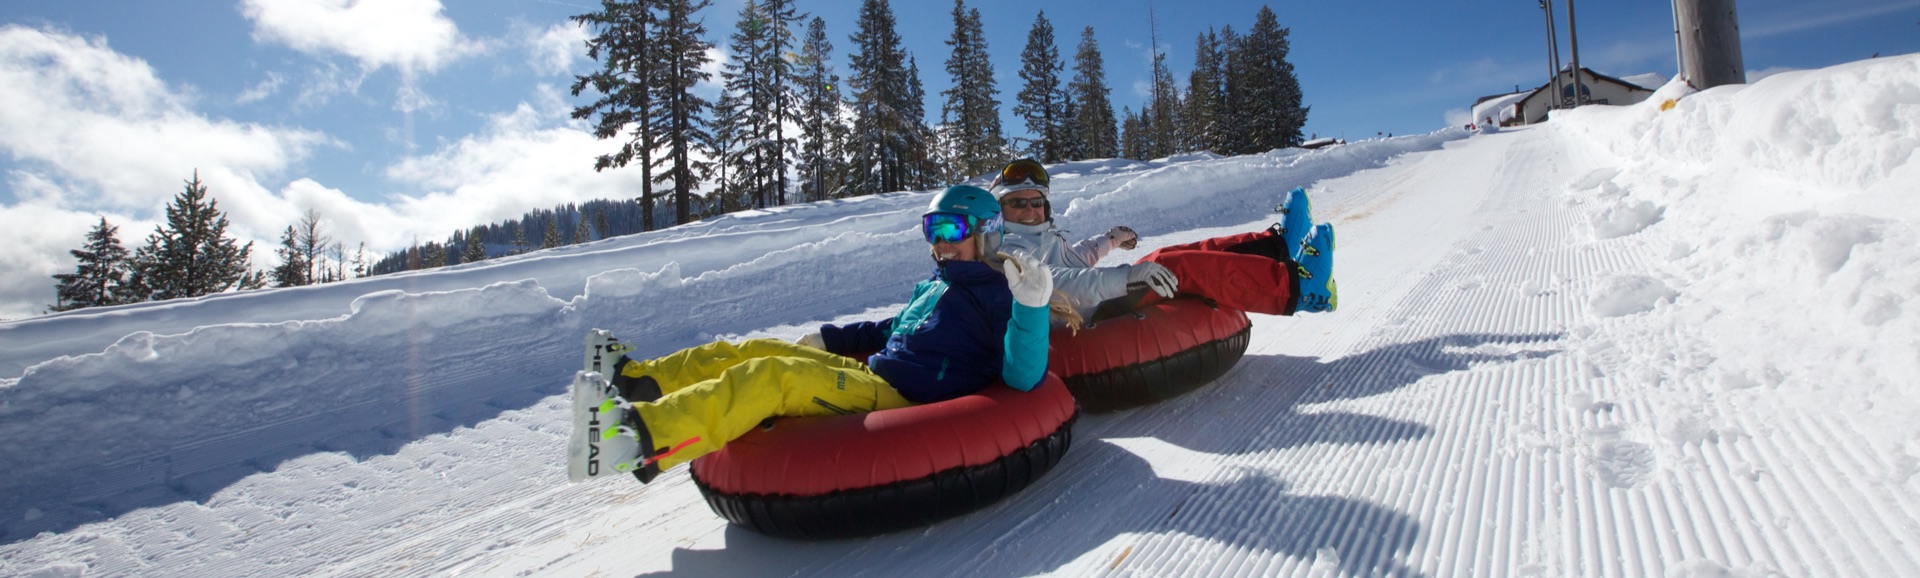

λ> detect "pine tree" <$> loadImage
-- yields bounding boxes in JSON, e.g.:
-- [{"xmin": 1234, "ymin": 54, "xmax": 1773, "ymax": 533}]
[
  {"xmin": 271, "ymin": 225, "xmax": 308, "ymax": 287},
  {"xmin": 129, "ymin": 172, "xmax": 255, "ymax": 301},
  {"xmin": 573, "ymin": 211, "xmax": 592, "ymax": 244},
  {"xmin": 49, "ymin": 217, "xmax": 133, "ymax": 312},
  {"xmin": 463, "ymin": 227, "xmax": 488, "ymax": 263},
  {"xmin": 757, "ymin": 0, "xmax": 804, "ymax": 207},
  {"xmin": 1146, "ymin": 46, "xmax": 1180, "ymax": 159},
  {"xmin": 903, "ymin": 55, "xmax": 940, "ymax": 190},
  {"xmin": 1228, "ymin": 7, "xmax": 1307, "ymax": 152},
  {"xmin": 719, "ymin": 0, "xmax": 798, "ymax": 210},
  {"xmin": 846, "ymin": 0, "xmax": 930, "ymax": 196},
  {"xmin": 542, "ymin": 216, "xmax": 562, "ymax": 249},
  {"xmin": 1181, "ymin": 29, "xmax": 1226, "ymax": 154},
  {"xmin": 1120, "ymin": 106, "xmax": 1147, "ymax": 160},
  {"xmin": 510, "ymin": 222, "xmax": 529, "ymax": 254},
  {"xmin": 939, "ymin": 0, "xmax": 1008, "ymax": 182},
  {"xmin": 573, "ymin": 0, "xmax": 666, "ymax": 231},
  {"xmin": 794, "ymin": 17, "xmax": 849, "ymax": 201},
  {"xmin": 1014, "ymin": 11, "xmax": 1070, "ymax": 164},
  {"xmin": 422, "ymin": 242, "xmax": 447, "ymax": 269},
  {"xmin": 653, "ymin": 0, "xmax": 715, "ymax": 224},
  {"xmin": 1069, "ymin": 26, "xmax": 1118, "ymax": 160}
]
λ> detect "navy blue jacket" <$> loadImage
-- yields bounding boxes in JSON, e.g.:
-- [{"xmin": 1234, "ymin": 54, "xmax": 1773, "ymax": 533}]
[{"xmin": 820, "ymin": 260, "xmax": 1049, "ymax": 404}]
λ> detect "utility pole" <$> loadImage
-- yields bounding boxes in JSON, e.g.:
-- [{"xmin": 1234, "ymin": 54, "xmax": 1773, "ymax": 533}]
[
  {"xmin": 1674, "ymin": 0, "xmax": 1747, "ymax": 89},
  {"xmin": 1566, "ymin": 0, "xmax": 1586, "ymax": 106},
  {"xmin": 1540, "ymin": 0, "xmax": 1564, "ymax": 111}
]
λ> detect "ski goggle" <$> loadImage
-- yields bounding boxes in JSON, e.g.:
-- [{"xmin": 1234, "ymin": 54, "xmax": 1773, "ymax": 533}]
[
  {"xmin": 922, "ymin": 212, "xmax": 1000, "ymax": 245},
  {"xmin": 996, "ymin": 159, "xmax": 1049, "ymax": 189}
]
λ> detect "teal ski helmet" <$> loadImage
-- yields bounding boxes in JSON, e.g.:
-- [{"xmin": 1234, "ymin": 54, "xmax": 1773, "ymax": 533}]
[{"xmin": 924, "ymin": 184, "xmax": 1004, "ymax": 256}]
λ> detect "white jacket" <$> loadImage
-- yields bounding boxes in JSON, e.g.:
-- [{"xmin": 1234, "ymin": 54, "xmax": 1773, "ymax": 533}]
[{"xmin": 1001, "ymin": 220, "xmax": 1131, "ymax": 319}]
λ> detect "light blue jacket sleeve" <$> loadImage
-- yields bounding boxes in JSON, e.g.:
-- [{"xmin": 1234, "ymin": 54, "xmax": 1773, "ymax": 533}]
[{"xmin": 999, "ymin": 300, "xmax": 1051, "ymax": 391}]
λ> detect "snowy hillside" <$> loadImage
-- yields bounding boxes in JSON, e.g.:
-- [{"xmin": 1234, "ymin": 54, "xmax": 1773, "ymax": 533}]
[{"xmin": 3, "ymin": 54, "xmax": 1918, "ymax": 577}]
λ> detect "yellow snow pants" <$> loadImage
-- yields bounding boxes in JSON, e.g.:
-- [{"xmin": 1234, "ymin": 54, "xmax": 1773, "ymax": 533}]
[{"xmin": 618, "ymin": 338, "xmax": 914, "ymax": 470}]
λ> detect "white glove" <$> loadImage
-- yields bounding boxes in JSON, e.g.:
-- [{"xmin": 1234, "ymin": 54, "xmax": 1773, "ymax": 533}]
[
  {"xmin": 1002, "ymin": 251, "xmax": 1054, "ymax": 307},
  {"xmin": 1126, "ymin": 262, "xmax": 1179, "ymax": 299},
  {"xmin": 1106, "ymin": 226, "xmax": 1139, "ymax": 250},
  {"xmin": 796, "ymin": 332, "xmax": 825, "ymax": 350}
]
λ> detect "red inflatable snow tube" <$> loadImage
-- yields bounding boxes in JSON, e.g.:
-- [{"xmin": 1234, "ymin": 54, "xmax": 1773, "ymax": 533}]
[
  {"xmin": 1049, "ymin": 298, "xmax": 1253, "ymax": 413},
  {"xmin": 689, "ymin": 373, "xmax": 1077, "ymax": 540}
]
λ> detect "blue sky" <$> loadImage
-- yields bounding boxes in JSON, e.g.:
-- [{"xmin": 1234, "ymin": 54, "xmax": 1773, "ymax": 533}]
[{"xmin": 0, "ymin": 0, "xmax": 1915, "ymax": 319}]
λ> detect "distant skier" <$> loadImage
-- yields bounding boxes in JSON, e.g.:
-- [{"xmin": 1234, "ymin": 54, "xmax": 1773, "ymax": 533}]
[
  {"xmin": 990, "ymin": 158, "xmax": 1338, "ymax": 322},
  {"xmin": 569, "ymin": 185, "xmax": 1056, "ymax": 485}
]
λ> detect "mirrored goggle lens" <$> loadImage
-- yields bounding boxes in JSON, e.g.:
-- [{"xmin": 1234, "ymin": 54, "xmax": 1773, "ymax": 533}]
[
  {"xmin": 922, "ymin": 213, "xmax": 972, "ymax": 244},
  {"xmin": 999, "ymin": 161, "xmax": 1049, "ymax": 187}
]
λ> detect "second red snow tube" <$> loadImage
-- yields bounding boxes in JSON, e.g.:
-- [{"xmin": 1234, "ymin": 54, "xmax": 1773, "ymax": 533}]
[
  {"xmin": 1049, "ymin": 298, "xmax": 1252, "ymax": 413},
  {"xmin": 689, "ymin": 373, "xmax": 1077, "ymax": 540}
]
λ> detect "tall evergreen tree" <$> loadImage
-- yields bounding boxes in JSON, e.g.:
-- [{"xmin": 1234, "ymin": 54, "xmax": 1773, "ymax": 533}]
[
  {"xmin": 49, "ymin": 217, "xmax": 133, "ymax": 312},
  {"xmin": 653, "ymin": 0, "xmax": 715, "ymax": 224},
  {"xmin": 706, "ymin": 85, "xmax": 749, "ymax": 214},
  {"xmin": 1228, "ymin": 7, "xmax": 1307, "ymax": 152},
  {"xmin": 939, "ymin": 0, "xmax": 1008, "ymax": 182},
  {"xmin": 574, "ymin": 211, "xmax": 592, "ymax": 244},
  {"xmin": 1014, "ymin": 11, "xmax": 1070, "ymax": 163},
  {"xmin": 542, "ymin": 217, "xmax": 563, "ymax": 249},
  {"xmin": 846, "ymin": 0, "xmax": 929, "ymax": 196},
  {"xmin": 903, "ymin": 55, "xmax": 940, "ymax": 190},
  {"xmin": 462, "ymin": 227, "xmax": 488, "ymax": 263},
  {"xmin": 572, "ymin": 0, "xmax": 666, "ymax": 231},
  {"xmin": 129, "ymin": 172, "xmax": 254, "ymax": 301},
  {"xmin": 794, "ymin": 17, "xmax": 848, "ymax": 200},
  {"xmin": 1146, "ymin": 46, "xmax": 1181, "ymax": 160},
  {"xmin": 718, "ymin": 0, "xmax": 801, "ymax": 210},
  {"xmin": 1120, "ymin": 106, "xmax": 1147, "ymax": 160},
  {"xmin": 1068, "ymin": 26, "xmax": 1118, "ymax": 160},
  {"xmin": 271, "ymin": 225, "xmax": 308, "ymax": 287},
  {"xmin": 1181, "ymin": 29, "xmax": 1226, "ymax": 154}
]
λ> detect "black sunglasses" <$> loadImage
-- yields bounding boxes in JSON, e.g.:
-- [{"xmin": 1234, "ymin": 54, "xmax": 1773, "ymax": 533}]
[{"xmin": 1001, "ymin": 196, "xmax": 1048, "ymax": 209}]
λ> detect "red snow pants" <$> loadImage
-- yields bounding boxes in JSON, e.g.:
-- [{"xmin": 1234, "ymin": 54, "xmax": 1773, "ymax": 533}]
[{"xmin": 1136, "ymin": 230, "xmax": 1298, "ymax": 315}]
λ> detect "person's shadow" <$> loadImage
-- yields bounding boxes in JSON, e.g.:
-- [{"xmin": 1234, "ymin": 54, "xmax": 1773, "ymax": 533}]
[{"xmin": 635, "ymin": 332, "xmax": 1562, "ymax": 577}]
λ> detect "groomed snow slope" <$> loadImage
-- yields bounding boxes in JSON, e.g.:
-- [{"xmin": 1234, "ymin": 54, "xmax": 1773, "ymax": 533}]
[{"xmin": 3, "ymin": 54, "xmax": 1918, "ymax": 577}]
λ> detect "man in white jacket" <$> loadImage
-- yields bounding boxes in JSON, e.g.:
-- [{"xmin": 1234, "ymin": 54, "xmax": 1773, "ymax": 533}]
[{"xmin": 991, "ymin": 159, "xmax": 1180, "ymax": 321}]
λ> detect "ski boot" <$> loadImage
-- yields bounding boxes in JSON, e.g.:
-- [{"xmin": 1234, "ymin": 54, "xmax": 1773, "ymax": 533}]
[
  {"xmin": 1292, "ymin": 223, "xmax": 1337, "ymax": 313},
  {"xmin": 568, "ymin": 330, "xmax": 661, "ymax": 483},
  {"xmin": 1270, "ymin": 187, "xmax": 1314, "ymax": 259}
]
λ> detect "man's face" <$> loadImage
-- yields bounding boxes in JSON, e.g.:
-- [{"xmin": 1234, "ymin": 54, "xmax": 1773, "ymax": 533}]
[{"xmin": 1000, "ymin": 191, "xmax": 1047, "ymax": 226}]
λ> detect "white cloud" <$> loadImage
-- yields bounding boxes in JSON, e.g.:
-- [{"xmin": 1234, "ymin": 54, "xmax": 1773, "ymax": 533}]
[
  {"xmin": 0, "ymin": 25, "xmax": 336, "ymax": 318},
  {"xmin": 236, "ymin": 71, "xmax": 286, "ymax": 104},
  {"xmin": 240, "ymin": 0, "xmax": 481, "ymax": 75},
  {"xmin": 525, "ymin": 21, "xmax": 588, "ymax": 77},
  {"xmin": 375, "ymin": 86, "xmax": 651, "ymax": 250}
]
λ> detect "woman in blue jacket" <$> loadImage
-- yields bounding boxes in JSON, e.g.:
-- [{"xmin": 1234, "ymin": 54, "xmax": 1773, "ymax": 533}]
[{"xmin": 568, "ymin": 185, "xmax": 1054, "ymax": 485}]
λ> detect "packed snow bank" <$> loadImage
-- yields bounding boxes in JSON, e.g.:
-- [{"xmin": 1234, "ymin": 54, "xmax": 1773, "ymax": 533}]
[{"xmin": 1552, "ymin": 54, "xmax": 1920, "ymax": 479}]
